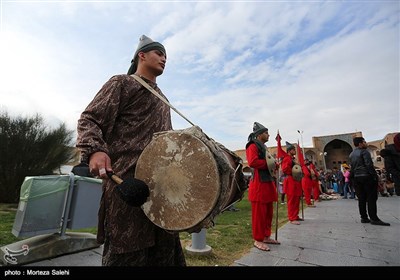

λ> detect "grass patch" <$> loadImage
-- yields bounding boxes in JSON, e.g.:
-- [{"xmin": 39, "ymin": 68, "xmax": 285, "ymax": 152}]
[
  {"xmin": 0, "ymin": 204, "xmax": 23, "ymax": 246},
  {"xmin": 1, "ymin": 191, "xmax": 291, "ymax": 266},
  {"xmin": 179, "ymin": 194, "xmax": 289, "ymax": 266}
]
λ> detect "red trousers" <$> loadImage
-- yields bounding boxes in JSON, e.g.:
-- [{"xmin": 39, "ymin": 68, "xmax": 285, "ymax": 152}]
[
  {"xmin": 303, "ymin": 185, "xmax": 312, "ymax": 205},
  {"xmin": 312, "ymin": 180, "xmax": 320, "ymax": 201},
  {"xmin": 286, "ymin": 194, "xmax": 301, "ymax": 221},
  {"xmin": 251, "ymin": 201, "xmax": 274, "ymax": 241}
]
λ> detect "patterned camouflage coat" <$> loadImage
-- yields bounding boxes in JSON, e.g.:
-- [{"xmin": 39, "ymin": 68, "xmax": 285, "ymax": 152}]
[{"xmin": 77, "ymin": 74, "xmax": 185, "ymax": 265}]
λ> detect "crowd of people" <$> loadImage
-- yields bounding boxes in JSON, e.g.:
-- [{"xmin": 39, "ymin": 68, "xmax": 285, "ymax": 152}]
[{"xmin": 308, "ymin": 161, "xmax": 394, "ymax": 199}]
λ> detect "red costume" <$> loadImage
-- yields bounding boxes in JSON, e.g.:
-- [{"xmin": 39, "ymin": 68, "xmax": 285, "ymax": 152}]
[
  {"xmin": 282, "ymin": 154, "xmax": 302, "ymax": 221},
  {"xmin": 246, "ymin": 142, "xmax": 277, "ymax": 242},
  {"xmin": 301, "ymin": 164, "xmax": 313, "ymax": 205},
  {"xmin": 310, "ymin": 163, "xmax": 320, "ymax": 202}
]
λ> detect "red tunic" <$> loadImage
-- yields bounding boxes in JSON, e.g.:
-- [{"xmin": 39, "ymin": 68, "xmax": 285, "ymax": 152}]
[
  {"xmin": 310, "ymin": 163, "xmax": 319, "ymax": 179},
  {"xmin": 282, "ymin": 154, "xmax": 302, "ymax": 221},
  {"xmin": 246, "ymin": 143, "xmax": 277, "ymax": 203},
  {"xmin": 302, "ymin": 165, "xmax": 313, "ymax": 187},
  {"xmin": 281, "ymin": 154, "xmax": 302, "ymax": 196},
  {"xmin": 310, "ymin": 163, "xmax": 321, "ymax": 199},
  {"xmin": 301, "ymin": 165, "xmax": 313, "ymax": 205}
]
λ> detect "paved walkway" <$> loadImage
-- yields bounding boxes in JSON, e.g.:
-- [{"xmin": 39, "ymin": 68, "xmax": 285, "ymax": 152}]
[
  {"xmin": 235, "ymin": 195, "xmax": 399, "ymax": 266},
  {"xmin": 5, "ymin": 195, "xmax": 399, "ymax": 267}
]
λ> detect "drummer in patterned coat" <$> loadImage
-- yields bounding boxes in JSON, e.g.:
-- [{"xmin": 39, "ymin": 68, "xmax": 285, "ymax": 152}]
[
  {"xmin": 282, "ymin": 142, "xmax": 303, "ymax": 225},
  {"xmin": 246, "ymin": 122, "xmax": 280, "ymax": 252},
  {"xmin": 76, "ymin": 35, "xmax": 186, "ymax": 266}
]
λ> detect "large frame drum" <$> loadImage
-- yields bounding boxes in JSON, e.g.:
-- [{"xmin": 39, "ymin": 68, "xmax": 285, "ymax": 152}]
[{"xmin": 135, "ymin": 126, "xmax": 247, "ymax": 233}]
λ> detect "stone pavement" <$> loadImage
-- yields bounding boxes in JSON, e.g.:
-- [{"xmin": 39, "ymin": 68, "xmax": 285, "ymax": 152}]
[
  {"xmin": 3, "ymin": 195, "xmax": 399, "ymax": 267},
  {"xmin": 234, "ymin": 195, "xmax": 399, "ymax": 266}
]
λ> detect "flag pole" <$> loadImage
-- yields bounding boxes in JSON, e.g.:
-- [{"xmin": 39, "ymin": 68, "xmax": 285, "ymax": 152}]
[
  {"xmin": 297, "ymin": 140, "xmax": 305, "ymax": 220},
  {"xmin": 275, "ymin": 159, "xmax": 280, "ymax": 241},
  {"xmin": 301, "ymin": 189, "xmax": 304, "ymax": 220},
  {"xmin": 274, "ymin": 130, "xmax": 285, "ymax": 241}
]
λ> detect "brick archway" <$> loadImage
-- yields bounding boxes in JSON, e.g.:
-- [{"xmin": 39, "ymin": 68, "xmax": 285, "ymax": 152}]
[{"xmin": 323, "ymin": 139, "xmax": 353, "ymax": 171}]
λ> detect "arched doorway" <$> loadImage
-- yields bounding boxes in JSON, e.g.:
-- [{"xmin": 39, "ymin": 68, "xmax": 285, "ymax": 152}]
[
  {"xmin": 305, "ymin": 151, "xmax": 317, "ymax": 163},
  {"xmin": 323, "ymin": 139, "xmax": 353, "ymax": 171}
]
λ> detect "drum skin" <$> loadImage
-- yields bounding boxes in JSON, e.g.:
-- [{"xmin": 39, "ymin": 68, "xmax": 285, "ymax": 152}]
[
  {"xmin": 265, "ymin": 152, "xmax": 277, "ymax": 178},
  {"xmin": 292, "ymin": 164, "xmax": 303, "ymax": 181},
  {"xmin": 135, "ymin": 130, "xmax": 221, "ymax": 231}
]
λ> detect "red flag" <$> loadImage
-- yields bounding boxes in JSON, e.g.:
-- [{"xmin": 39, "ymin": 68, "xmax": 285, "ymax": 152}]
[
  {"xmin": 275, "ymin": 130, "xmax": 287, "ymax": 160},
  {"xmin": 297, "ymin": 140, "xmax": 305, "ymax": 166}
]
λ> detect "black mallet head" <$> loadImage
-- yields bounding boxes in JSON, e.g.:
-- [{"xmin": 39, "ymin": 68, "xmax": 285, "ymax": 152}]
[
  {"xmin": 107, "ymin": 172, "xmax": 150, "ymax": 207},
  {"xmin": 116, "ymin": 177, "xmax": 150, "ymax": 207}
]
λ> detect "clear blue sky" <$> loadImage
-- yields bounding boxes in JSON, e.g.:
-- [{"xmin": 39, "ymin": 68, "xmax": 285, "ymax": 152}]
[{"xmin": 0, "ymin": 0, "xmax": 399, "ymax": 151}]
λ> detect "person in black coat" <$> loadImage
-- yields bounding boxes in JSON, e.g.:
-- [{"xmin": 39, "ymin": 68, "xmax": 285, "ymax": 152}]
[
  {"xmin": 380, "ymin": 133, "xmax": 400, "ymax": 196},
  {"xmin": 349, "ymin": 137, "xmax": 390, "ymax": 226}
]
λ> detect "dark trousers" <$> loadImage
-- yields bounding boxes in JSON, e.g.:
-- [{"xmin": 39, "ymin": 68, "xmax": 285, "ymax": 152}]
[
  {"xmin": 353, "ymin": 176, "xmax": 379, "ymax": 220},
  {"xmin": 394, "ymin": 177, "xmax": 400, "ymax": 196}
]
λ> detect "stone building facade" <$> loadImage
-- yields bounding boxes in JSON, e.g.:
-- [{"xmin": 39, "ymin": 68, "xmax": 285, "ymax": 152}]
[{"xmin": 236, "ymin": 131, "xmax": 399, "ymax": 172}]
